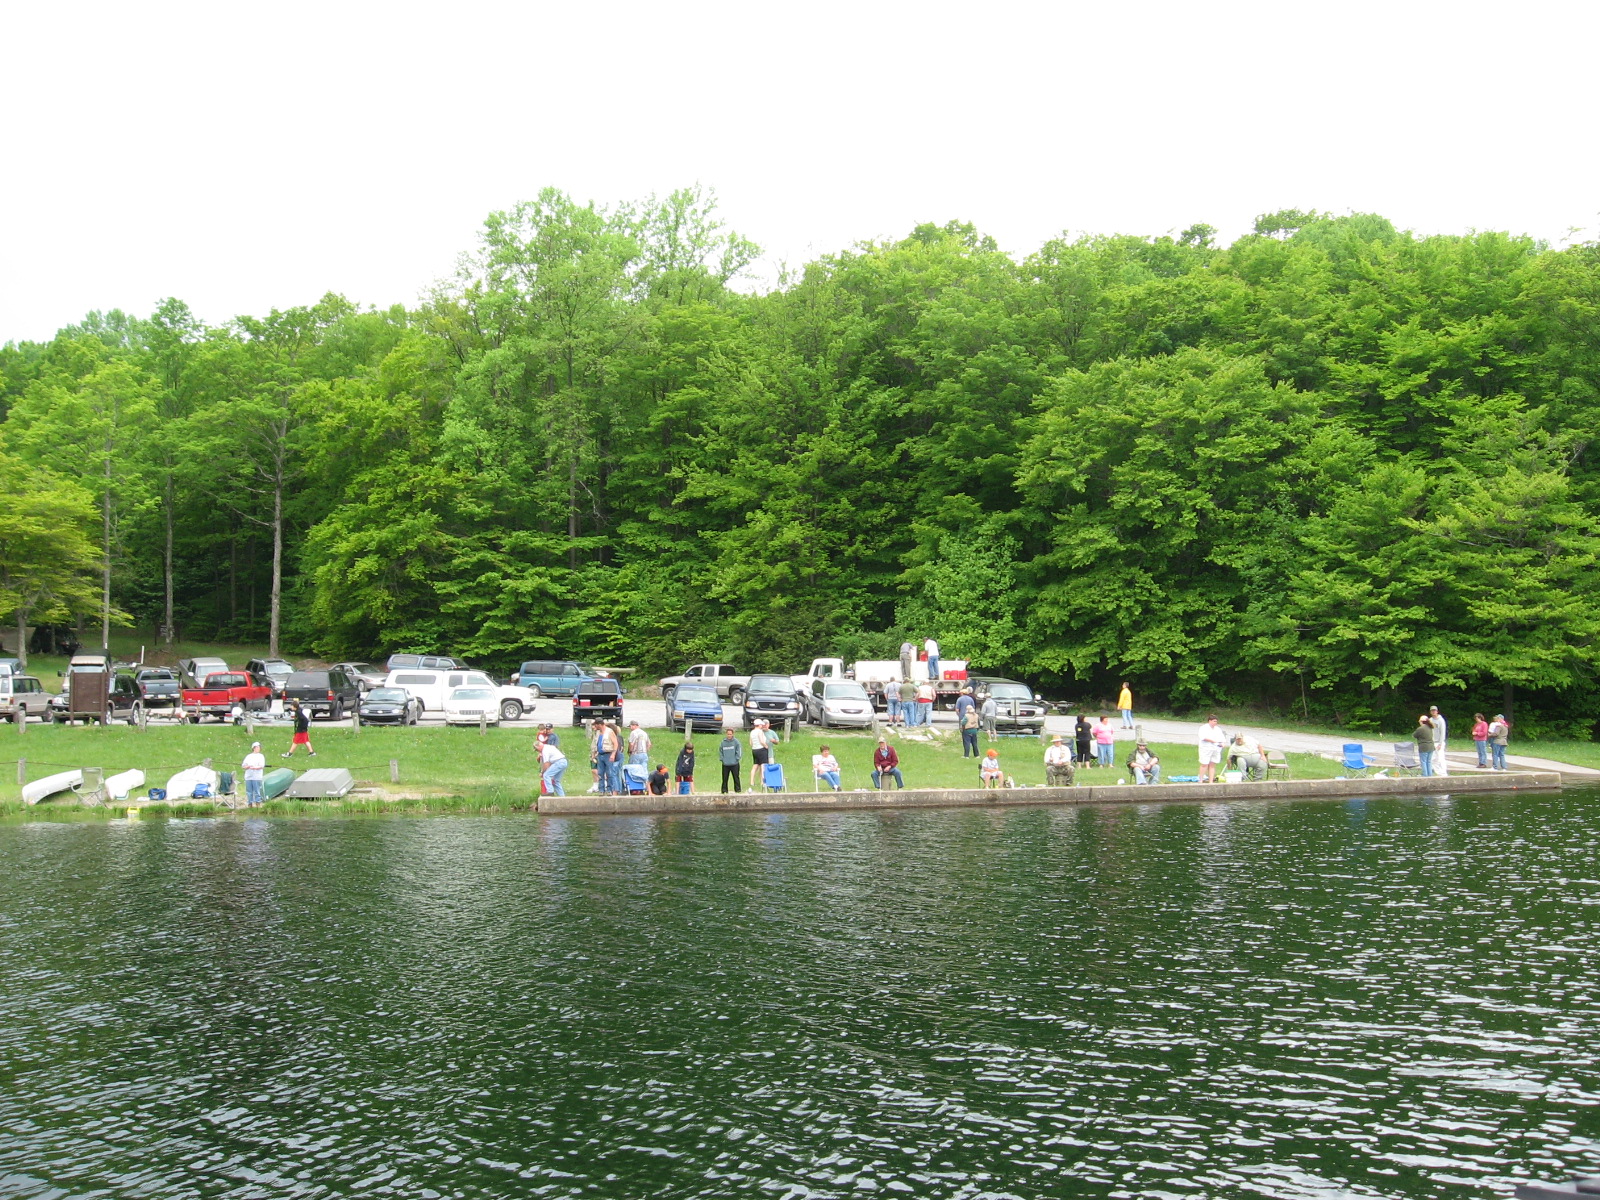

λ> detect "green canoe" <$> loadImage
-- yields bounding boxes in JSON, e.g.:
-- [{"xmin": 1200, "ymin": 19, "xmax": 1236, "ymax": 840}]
[{"xmin": 263, "ymin": 768, "xmax": 296, "ymax": 799}]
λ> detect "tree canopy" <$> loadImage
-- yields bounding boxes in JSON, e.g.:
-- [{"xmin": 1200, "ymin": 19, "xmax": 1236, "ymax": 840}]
[{"xmin": 3, "ymin": 196, "xmax": 1597, "ymax": 734}]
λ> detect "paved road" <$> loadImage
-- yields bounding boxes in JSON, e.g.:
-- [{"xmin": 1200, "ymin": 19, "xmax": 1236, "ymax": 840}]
[{"xmin": 139, "ymin": 697, "xmax": 1600, "ymax": 779}]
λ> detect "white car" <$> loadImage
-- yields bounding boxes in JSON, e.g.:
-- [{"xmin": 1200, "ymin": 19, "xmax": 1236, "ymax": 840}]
[
  {"xmin": 443, "ymin": 687, "xmax": 501, "ymax": 726},
  {"xmin": 384, "ymin": 668, "xmax": 538, "ymax": 720},
  {"xmin": 804, "ymin": 679, "xmax": 875, "ymax": 728}
]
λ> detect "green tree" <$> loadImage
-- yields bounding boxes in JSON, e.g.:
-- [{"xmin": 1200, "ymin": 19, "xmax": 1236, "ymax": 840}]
[{"xmin": 0, "ymin": 454, "xmax": 103, "ymax": 666}]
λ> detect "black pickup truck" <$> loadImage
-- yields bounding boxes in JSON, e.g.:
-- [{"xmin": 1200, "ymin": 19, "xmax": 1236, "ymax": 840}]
[
  {"xmin": 134, "ymin": 667, "xmax": 183, "ymax": 708},
  {"xmin": 571, "ymin": 678, "xmax": 624, "ymax": 727}
]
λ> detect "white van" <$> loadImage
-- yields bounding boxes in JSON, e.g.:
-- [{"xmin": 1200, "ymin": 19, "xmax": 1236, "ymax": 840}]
[{"xmin": 384, "ymin": 669, "xmax": 538, "ymax": 720}]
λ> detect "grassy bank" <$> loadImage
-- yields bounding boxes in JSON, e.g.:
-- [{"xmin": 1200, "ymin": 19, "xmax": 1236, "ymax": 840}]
[{"xmin": 0, "ymin": 722, "xmax": 1353, "ymax": 822}]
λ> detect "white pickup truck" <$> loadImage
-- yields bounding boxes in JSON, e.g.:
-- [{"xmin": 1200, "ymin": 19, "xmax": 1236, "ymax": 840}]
[
  {"xmin": 791, "ymin": 657, "xmax": 971, "ymax": 707},
  {"xmin": 658, "ymin": 664, "xmax": 751, "ymax": 704}
]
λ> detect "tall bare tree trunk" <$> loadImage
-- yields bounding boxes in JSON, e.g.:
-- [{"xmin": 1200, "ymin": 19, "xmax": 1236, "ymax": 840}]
[
  {"xmin": 102, "ymin": 447, "xmax": 112, "ymax": 652},
  {"xmin": 269, "ymin": 475, "xmax": 283, "ymax": 658},
  {"xmin": 162, "ymin": 472, "xmax": 175, "ymax": 643}
]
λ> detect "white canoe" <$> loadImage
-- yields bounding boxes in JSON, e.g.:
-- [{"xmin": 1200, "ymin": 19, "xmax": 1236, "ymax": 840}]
[
  {"xmin": 106, "ymin": 768, "xmax": 145, "ymax": 801},
  {"xmin": 164, "ymin": 766, "xmax": 219, "ymax": 800},
  {"xmin": 22, "ymin": 769, "xmax": 83, "ymax": 805}
]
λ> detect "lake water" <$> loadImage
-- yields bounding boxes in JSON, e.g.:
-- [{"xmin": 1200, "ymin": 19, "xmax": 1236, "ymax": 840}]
[{"xmin": 2, "ymin": 789, "xmax": 1597, "ymax": 1199}]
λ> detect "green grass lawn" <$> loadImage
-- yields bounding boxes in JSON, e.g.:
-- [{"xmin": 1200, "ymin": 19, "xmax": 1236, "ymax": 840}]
[
  {"xmin": 0, "ymin": 721, "xmax": 1353, "ymax": 823},
  {"xmin": 1497, "ymin": 740, "xmax": 1600, "ymax": 771}
]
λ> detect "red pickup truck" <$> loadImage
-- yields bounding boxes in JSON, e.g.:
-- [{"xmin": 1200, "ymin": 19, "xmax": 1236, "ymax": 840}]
[{"xmin": 181, "ymin": 672, "xmax": 274, "ymax": 722}]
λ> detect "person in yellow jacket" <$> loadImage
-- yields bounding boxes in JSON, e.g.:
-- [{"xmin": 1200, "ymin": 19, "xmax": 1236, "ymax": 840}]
[{"xmin": 1118, "ymin": 682, "xmax": 1134, "ymax": 729}]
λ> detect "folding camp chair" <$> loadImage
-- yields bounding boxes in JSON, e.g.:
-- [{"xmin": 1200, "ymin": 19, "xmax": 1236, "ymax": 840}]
[
  {"xmin": 1264, "ymin": 749, "xmax": 1291, "ymax": 780},
  {"xmin": 762, "ymin": 761, "xmax": 786, "ymax": 793},
  {"xmin": 1340, "ymin": 743, "xmax": 1378, "ymax": 776},
  {"xmin": 1391, "ymin": 743, "xmax": 1422, "ymax": 776},
  {"xmin": 621, "ymin": 763, "xmax": 649, "ymax": 795}
]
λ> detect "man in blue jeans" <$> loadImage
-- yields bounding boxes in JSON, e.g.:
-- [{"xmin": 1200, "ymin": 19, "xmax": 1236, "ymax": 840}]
[
  {"xmin": 872, "ymin": 738, "xmax": 904, "ymax": 789},
  {"xmin": 241, "ymin": 742, "xmax": 266, "ymax": 807},
  {"xmin": 1413, "ymin": 714, "xmax": 1436, "ymax": 777}
]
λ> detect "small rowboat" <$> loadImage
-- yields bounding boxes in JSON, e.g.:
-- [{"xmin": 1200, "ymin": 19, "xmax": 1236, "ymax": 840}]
[
  {"xmin": 22, "ymin": 769, "xmax": 82, "ymax": 805},
  {"xmin": 106, "ymin": 769, "xmax": 145, "ymax": 801}
]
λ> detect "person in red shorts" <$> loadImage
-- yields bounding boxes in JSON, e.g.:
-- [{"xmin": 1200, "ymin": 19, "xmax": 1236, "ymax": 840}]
[{"xmin": 283, "ymin": 701, "xmax": 316, "ymax": 757}]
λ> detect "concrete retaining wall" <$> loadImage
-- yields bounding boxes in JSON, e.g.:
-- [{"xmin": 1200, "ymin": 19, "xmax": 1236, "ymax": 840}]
[{"xmin": 537, "ymin": 771, "xmax": 1564, "ymax": 817}]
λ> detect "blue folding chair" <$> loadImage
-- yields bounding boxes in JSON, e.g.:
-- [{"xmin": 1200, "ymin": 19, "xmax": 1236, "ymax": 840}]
[
  {"xmin": 763, "ymin": 761, "xmax": 786, "ymax": 792},
  {"xmin": 1340, "ymin": 743, "xmax": 1377, "ymax": 776},
  {"xmin": 621, "ymin": 763, "xmax": 649, "ymax": 794}
]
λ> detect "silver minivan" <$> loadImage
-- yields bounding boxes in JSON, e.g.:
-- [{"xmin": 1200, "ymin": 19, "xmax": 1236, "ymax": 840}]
[{"xmin": 804, "ymin": 679, "xmax": 874, "ymax": 728}]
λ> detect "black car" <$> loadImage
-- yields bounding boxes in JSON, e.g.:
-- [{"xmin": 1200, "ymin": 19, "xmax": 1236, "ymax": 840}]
[
  {"xmin": 282, "ymin": 669, "xmax": 361, "ymax": 720},
  {"xmin": 245, "ymin": 658, "xmax": 297, "ymax": 697},
  {"xmin": 742, "ymin": 673, "xmax": 801, "ymax": 729},
  {"xmin": 357, "ymin": 686, "xmax": 423, "ymax": 725},
  {"xmin": 49, "ymin": 672, "xmax": 143, "ymax": 725},
  {"xmin": 571, "ymin": 678, "xmax": 624, "ymax": 727}
]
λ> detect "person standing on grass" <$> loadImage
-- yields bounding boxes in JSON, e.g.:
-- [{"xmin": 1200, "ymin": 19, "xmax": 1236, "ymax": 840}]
[
  {"xmin": 283, "ymin": 702, "xmax": 315, "ymax": 757},
  {"xmin": 1044, "ymin": 735, "xmax": 1074, "ymax": 787},
  {"xmin": 1471, "ymin": 713, "xmax": 1490, "ymax": 768},
  {"xmin": 674, "ymin": 741, "xmax": 696, "ymax": 795},
  {"xmin": 627, "ymin": 720, "xmax": 650, "ymax": 767},
  {"xmin": 1094, "ymin": 716, "xmax": 1116, "ymax": 768},
  {"xmin": 242, "ymin": 742, "xmax": 267, "ymax": 807},
  {"xmin": 872, "ymin": 738, "xmax": 904, "ymax": 789},
  {"xmin": 812, "ymin": 745, "xmax": 841, "ymax": 791},
  {"xmin": 540, "ymin": 737, "xmax": 569, "ymax": 796},
  {"xmin": 1428, "ymin": 705, "xmax": 1449, "ymax": 777},
  {"xmin": 1197, "ymin": 715, "xmax": 1227, "ymax": 783},
  {"xmin": 719, "ymin": 728, "xmax": 743, "ymax": 794},
  {"xmin": 1414, "ymin": 714, "xmax": 1436, "ymax": 778},
  {"xmin": 916, "ymin": 678, "xmax": 936, "ymax": 727},
  {"xmin": 955, "ymin": 686, "xmax": 975, "ymax": 728},
  {"xmin": 899, "ymin": 677, "xmax": 918, "ymax": 728},
  {"xmin": 750, "ymin": 718, "xmax": 777, "ymax": 770},
  {"xmin": 981, "ymin": 693, "xmax": 998, "ymax": 738},
  {"xmin": 1074, "ymin": 714, "xmax": 1093, "ymax": 766},
  {"xmin": 960, "ymin": 701, "xmax": 981, "ymax": 758},
  {"xmin": 1118, "ymin": 682, "xmax": 1134, "ymax": 729}
]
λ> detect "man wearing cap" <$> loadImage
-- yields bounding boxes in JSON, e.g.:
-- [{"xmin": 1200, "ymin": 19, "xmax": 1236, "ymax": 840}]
[
  {"xmin": 1413, "ymin": 714, "xmax": 1436, "ymax": 777},
  {"xmin": 872, "ymin": 738, "xmax": 904, "ymax": 790},
  {"xmin": 749, "ymin": 718, "xmax": 774, "ymax": 770},
  {"xmin": 1044, "ymin": 735, "xmax": 1074, "ymax": 788},
  {"xmin": 1428, "ymin": 706, "xmax": 1449, "ymax": 777},
  {"xmin": 1129, "ymin": 741, "xmax": 1160, "ymax": 785},
  {"xmin": 241, "ymin": 742, "xmax": 267, "ymax": 807},
  {"xmin": 1488, "ymin": 714, "xmax": 1510, "ymax": 771},
  {"xmin": 626, "ymin": 720, "xmax": 651, "ymax": 767}
]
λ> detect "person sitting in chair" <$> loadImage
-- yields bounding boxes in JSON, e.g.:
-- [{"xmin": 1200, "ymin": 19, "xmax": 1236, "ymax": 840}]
[
  {"xmin": 1128, "ymin": 742, "xmax": 1161, "ymax": 785},
  {"xmin": 1229, "ymin": 734, "xmax": 1266, "ymax": 781}
]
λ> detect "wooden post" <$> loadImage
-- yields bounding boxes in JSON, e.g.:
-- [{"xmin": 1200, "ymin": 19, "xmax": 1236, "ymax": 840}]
[
  {"xmin": 202, "ymin": 757, "xmax": 212, "ymax": 772},
  {"xmin": 784, "ymin": 717, "xmax": 793, "ymax": 743},
  {"xmin": 17, "ymin": 711, "xmax": 25, "ymax": 736},
  {"xmin": 390, "ymin": 758, "xmax": 400, "ymax": 784},
  {"xmin": 246, "ymin": 711, "xmax": 255, "ymax": 736},
  {"xmin": 351, "ymin": 704, "xmax": 360, "ymax": 735},
  {"xmin": 17, "ymin": 758, "xmax": 25, "ymax": 786},
  {"xmin": 479, "ymin": 713, "xmax": 486, "ymax": 735}
]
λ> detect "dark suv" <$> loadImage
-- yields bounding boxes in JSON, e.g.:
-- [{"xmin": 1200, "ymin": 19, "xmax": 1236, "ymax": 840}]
[
  {"xmin": 572, "ymin": 678, "xmax": 624, "ymax": 727},
  {"xmin": 969, "ymin": 677, "xmax": 1047, "ymax": 732},
  {"xmin": 742, "ymin": 674, "xmax": 800, "ymax": 729},
  {"xmin": 283, "ymin": 669, "xmax": 361, "ymax": 720}
]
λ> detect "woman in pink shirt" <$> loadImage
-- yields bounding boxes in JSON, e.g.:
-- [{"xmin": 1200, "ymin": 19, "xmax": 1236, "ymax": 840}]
[
  {"xmin": 1093, "ymin": 716, "xmax": 1116, "ymax": 768},
  {"xmin": 1471, "ymin": 712, "xmax": 1490, "ymax": 768}
]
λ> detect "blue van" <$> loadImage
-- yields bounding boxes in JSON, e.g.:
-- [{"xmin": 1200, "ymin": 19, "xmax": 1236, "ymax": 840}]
[{"xmin": 514, "ymin": 660, "xmax": 593, "ymax": 697}]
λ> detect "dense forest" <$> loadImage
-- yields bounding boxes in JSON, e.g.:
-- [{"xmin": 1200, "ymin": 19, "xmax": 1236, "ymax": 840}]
[{"xmin": 3, "ymin": 190, "xmax": 1598, "ymax": 734}]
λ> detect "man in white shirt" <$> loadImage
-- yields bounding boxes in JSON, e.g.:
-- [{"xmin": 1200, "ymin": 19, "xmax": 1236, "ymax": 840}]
[
  {"xmin": 1198, "ymin": 716, "xmax": 1228, "ymax": 783},
  {"xmin": 1428, "ymin": 706, "xmax": 1449, "ymax": 776},
  {"xmin": 627, "ymin": 720, "xmax": 651, "ymax": 766},
  {"xmin": 924, "ymin": 637, "xmax": 941, "ymax": 682},
  {"xmin": 1044, "ymin": 735, "xmax": 1074, "ymax": 787},
  {"xmin": 241, "ymin": 742, "xmax": 267, "ymax": 807}
]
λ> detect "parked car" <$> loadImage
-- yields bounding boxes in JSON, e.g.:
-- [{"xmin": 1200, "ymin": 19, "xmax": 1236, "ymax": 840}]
[
  {"xmin": 50, "ymin": 672, "xmax": 143, "ymax": 725},
  {"xmin": 443, "ymin": 686, "xmax": 500, "ymax": 726},
  {"xmin": 658, "ymin": 664, "xmax": 749, "ymax": 704},
  {"xmin": 968, "ymin": 677, "xmax": 1048, "ymax": 732},
  {"xmin": 385, "ymin": 653, "xmax": 470, "ymax": 672},
  {"xmin": 283, "ymin": 669, "xmax": 361, "ymax": 720},
  {"xmin": 571, "ymin": 678, "xmax": 624, "ymax": 727},
  {"xmin": 178, "ymin": 656, "xmax": 229, "ymax": 683},
  {"xmin": 0, "ymin": 674, "xmax": 55, "ymax": 722},
  {"xmin": 803, "ymin": 678, "xmax": 874, "ymax": 728},
  {"xmin": 383, "ymin": 668, "xmax": 537, "ymax": 721},
  {"xmin": 180, "ymin": 672, "xmax": 274, "ymax": 722},
  {"xmin": 133, "ymin": 667, "xmax": 183, "ymax": 708},
  {"xmin": 245, "ymin": 658, "xmax": 297, "ymax": 697},
  {"xmin": 513, "ymin": 660, "xmax": 594, "ymax": 697},
  {"xmin": 332, "ymin": 661, "xmax": 386, "ymax": 691},
  {"xmin": 742, "ymin": 673, "xmax": 800, "ymax": 730},
  {"xmin": 667, "ymin": 683, "xmax": 724, "ymax": 734},
  {"xmin": 357, "ymin": 686, "xmax": 423, "ymax": 725}
]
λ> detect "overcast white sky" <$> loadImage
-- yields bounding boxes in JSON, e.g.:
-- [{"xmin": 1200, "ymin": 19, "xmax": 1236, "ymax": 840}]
[{"xmin": 4, "ymin": 0, "xmax": 1596, "ymax": 343}]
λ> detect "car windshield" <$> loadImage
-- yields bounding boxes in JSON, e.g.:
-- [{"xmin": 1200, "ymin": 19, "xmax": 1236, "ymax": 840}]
[
  {"xmin": 747, "ymin": 676, "xmax": 794, "ymax": 695},
  {"xmin": 139, "ymin": 670, "xmax": 176, "ymax": 680},
  {"xmin": 366, "ymin": 689, "xmax": 407, "ymax": 702},
  {"xmin": 347, "ymin": 663, "xmax": 375, "ymax": 674},
  {"xmin": 451, "ymin": 688, "xmax": 495, "ymax": 700},
  {"xmin": 824, "ymin": 683, "xmax": 869, "ymax": 699},
  {"xmin": 676, "ymin": 685, "xmax": 718, "ymax": 704},
  {"xmin": 261, "ymin": 662, "xmax": 293, "ymax": 675},
  {"xmin": 987, "ymin": 684, "xmax": 1032, "ymax": 699}
]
